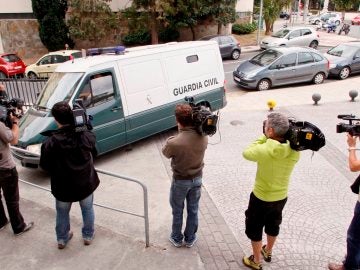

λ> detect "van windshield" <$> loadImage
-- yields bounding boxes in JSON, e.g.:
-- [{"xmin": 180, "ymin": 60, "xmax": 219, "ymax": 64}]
[{"xmin": 36, "ymin": 72, "xmax": 84, "ymax": 110}]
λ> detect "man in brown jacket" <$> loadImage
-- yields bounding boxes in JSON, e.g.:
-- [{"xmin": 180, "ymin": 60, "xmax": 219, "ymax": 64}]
[{"xmin": 162, "ymin": 103, "xmax": 208, "ymax": 248}]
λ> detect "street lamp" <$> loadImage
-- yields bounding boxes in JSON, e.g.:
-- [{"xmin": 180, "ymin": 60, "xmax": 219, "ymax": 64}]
[{"xmin": 256, "ymin": 0, "xmax": 263, "ymax": 45}]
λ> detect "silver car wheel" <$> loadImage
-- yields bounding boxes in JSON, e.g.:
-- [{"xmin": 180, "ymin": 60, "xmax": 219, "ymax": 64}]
[
  {"xmin": 339, "ymin": 67, "xmax": 350, "ymax": 80},
  {"xmin": 313, "ymin": 73, "xmax": 325, "ymax": 84},
  {"xmin": 309, "ymin": 40, "xmax": 318, "ymax": 49},
  {"xmin": 257, "ymin": 79, "xmax": 271, "ymax": 91},
  {"xmin": 231, "ymin": 50, "xmax": 240, "ymax": 60}
]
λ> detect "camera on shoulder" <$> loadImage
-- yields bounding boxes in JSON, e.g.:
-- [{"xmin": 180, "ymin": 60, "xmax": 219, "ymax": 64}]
[
  {"xmin": 336, "ymin": 114, "xmax": 360, "ymax": 136},
  {"xmin": 0, "ymin": 97, "xmax": 24, "ymax": 128},
  {"xmin": 184, "ymin": 96, "xmax": 218, "ymax": 136},
  {"xmin": 286, "ymin": 119, "xmax": 326, "ymax": 151}
]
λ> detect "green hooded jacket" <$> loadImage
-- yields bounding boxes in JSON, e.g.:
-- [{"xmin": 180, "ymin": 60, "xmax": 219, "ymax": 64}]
[{"xmin": 243, "ymin": 135, "xmax": 300, "ymax": 202}]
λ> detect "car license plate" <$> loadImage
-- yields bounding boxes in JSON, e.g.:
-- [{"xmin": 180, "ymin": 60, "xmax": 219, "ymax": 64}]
[{"xmin": 234, "ymin": 76, "xmax": 241, "ymax": 82}]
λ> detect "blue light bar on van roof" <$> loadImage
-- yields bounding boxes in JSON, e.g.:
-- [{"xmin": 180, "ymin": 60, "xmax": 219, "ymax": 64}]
[{"xmin": 87, "ymin": 46, "xmax": 126, "ymax": 56}]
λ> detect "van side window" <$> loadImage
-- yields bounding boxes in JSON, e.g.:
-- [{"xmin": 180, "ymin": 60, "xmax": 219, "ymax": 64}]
[
  {"xmin": 78, "ymin": 72, "xmax": 115, "ymax": 107},
  {"xmin": 90, "ymin": 72, "xmax": 115, "ymax": 106},
  {"xmin": 186, "ymin": 55, "xmax": 198, "ymax": 63}
]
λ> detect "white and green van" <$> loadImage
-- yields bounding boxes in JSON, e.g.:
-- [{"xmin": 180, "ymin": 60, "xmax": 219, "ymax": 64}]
[{"xmin": 12, "ymin": 41, "xmax": 227, "ymax": 168}]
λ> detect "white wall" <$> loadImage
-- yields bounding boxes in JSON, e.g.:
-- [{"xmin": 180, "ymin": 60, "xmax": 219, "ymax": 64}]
[
  {"xmin": 236, "ymin": 0, "xmax": 254, "ymax": 12},
  {"xmin": 0, "ymin": 0, "xmax": 32, "ymax": 13},
  {"xmin": 108, "ymin": 0, "xmax": 132, "ymax": 10}
]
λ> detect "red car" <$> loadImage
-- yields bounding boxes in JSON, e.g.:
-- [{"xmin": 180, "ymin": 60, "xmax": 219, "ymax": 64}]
[
  {"xmin": 0, "ymin": 53, "xmax": 26, "ymax": 78},
  {"xmin": 352, "ymin": 15, "xmax": 360, "ymax": 25}
]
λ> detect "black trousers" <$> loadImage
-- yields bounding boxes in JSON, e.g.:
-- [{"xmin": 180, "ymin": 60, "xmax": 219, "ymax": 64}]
[{"xmin": 0, "ymin": 167, "xmax": 26, "ymax": 234}]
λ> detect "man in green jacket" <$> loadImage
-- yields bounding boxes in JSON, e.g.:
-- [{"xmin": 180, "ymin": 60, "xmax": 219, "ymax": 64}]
[{"xmin": 242, "ymin": 112, "xmax": 300, "ymax": 270}]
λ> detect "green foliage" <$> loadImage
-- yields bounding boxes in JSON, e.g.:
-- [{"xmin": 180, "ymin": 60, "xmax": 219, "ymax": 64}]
[
  {"xmin": 159, "ymin": 27, "xmax": 180, "ymax": 42},
  {"xmin": 122, "ymin": 29, "xmax": 151, "ymax": 46},
  {"xmin": 232, "ymin": 22, "xmax": 257, "ymax": 35},
  {"xmin": 332, "ymin": 0, "xmax": 360, "ymax": 10},
  {"xmin": 67, "ymin": 0, "xmax": 120, "ymax": 45},
  {"xmin": 31, "ymin": 0, "xmax": 73, "ymax": 50}
]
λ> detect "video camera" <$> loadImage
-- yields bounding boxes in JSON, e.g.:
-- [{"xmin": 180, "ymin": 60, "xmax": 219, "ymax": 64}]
[
  {"xmin": 184, "ymin": 96, "xmax": 218, "ymax": 136},
  {"xmin": 72, "ymin": 99, "xmax": 93, "ymax": 132},
  {"xmin": 263, "ymin": 118, "xmax": 326, "ymax": 151},
  {"xmin": 0, "ymin": 97, "xmax": 24, "ymax": 128},
  {"xmin": 286, "ymin": 119, "xmax": 326, "ymax": 151},
  {"xmin": 336, "ymin": 114, "xmax": 360, "ymax": 136}
]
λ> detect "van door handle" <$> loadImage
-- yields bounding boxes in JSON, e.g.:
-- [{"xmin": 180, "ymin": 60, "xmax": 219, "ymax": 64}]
[{"xmin": 111, "ymin": 106, "xmax": 122, "ymax": 112}]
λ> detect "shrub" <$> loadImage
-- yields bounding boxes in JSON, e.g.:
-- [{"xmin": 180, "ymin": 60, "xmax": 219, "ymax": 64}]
[
  {"xmin": 159, "ymin": 27, "xmax": 180, "ymax": 43},
  {"xmin": 122, "ymin": 29, "xmax": 151, "ymax": 46},
  {"xmin": 232, "ymin": 22, "xmax": 257, "ymax": 35}
]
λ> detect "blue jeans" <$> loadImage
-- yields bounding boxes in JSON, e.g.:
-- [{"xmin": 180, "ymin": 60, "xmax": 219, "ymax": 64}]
[
  {"xmin": 169, "ymin": 177, "xmax": 202, "ymax": 243},
  {"xmin": 344, "ymin": 201, "xmax": 360, "ymax": 270},
  {"xmin": 55, "ymin": 193, "xmax": 95, "ymax": 243}
]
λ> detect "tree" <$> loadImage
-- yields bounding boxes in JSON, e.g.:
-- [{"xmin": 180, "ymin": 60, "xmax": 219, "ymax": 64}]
[
  {"xmin": 331, "ymin": 0, "xmax": 360, "ymax": 20},
  {"xmin": 31, "ymin": 0, "xmax": 74, "ymax": 51},
  {"xmin": 67, "ymin": 0, "xmax": 120, "ymax": 47},
  {"xmin": 255, "ymin": 0, "xmax": 292, "ymax": 35},
  {"xmin": 208, "ymin": 0, "xmax": 237, "ymax": 34}
]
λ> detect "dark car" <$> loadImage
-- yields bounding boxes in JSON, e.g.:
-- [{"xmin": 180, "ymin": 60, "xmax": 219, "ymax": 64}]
[
  {"xmin": 233, "ymin": 47, "xmax": 329, "ymax": 91},
  {"xmin": 325, "ymin": 42, "xmax": 360, "ymax": 80},
  {"xmin": 280, "ymin": 11, "xmax": 290, "ymax": 20},
  {"xmin": 0, "ymin": 53, "xmax": 27, "ymax": 78},
  {"xmin": 199, "ymin": 35, "xmax": 241, "ymax": 60}
]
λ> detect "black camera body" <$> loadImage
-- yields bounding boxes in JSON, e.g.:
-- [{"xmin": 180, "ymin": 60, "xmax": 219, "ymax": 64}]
[
  {"xmin": 336, "ymin": 114, "xmax": 360, "ymax": 136},
  {"xmin": 185, "ymin": 97, "xmax": 218, "ymax": 136},
  {"xmin": 72, "ymin": 99, "xmax": 93, "ymax": 132},
  {"xmin": 0, "ymin": 97, "xmax": 24, "ymax": 128},
  {"xmin": 286, "ymin": 119, "xmax": 326, "ymax": 151},
  {"xmin": 263, "ymin": 118, "xmax": 325, "ymax": 151}
]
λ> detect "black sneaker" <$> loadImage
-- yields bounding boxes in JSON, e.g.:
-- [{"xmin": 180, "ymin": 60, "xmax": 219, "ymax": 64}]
[
  {"xmin": 15, "ymin": 222, "xmax": 34, "ymax": 236},
  {"xmin": 58, "ymin": 231, "xmax": 74, "ymax": 249},
  {"xmin": 185, "ymin": 235, "xmax": 198, "ymax": 248},
  {"xmin": 169, "ymin": 236, "xmax": 182, "ymax": 247},
  {"xmin": 261, "ymin": 245, "xmax": 272, "ymax": 262},
  {"xmin": 243, "ymin": 255, "xmax": 263, "ymax": 270},
  {"xmin": 0, "ymin": 220, "xmax": 9, "ymax": 231}
]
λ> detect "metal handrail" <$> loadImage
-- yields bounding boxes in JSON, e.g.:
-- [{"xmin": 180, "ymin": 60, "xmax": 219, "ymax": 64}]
[{"xmin": 18, "ymin": 163, "xmax": 149, "ymax": 247}]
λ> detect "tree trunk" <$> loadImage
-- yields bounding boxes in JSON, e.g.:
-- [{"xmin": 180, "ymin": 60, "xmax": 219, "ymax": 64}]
[
  {"xmin": 150, "ymin": 12, "xmax": 158, "ymax": 44},
  {"xmin": 190, "ymin": 26, "xmax": 196, "ymax": 41},
  {"xmin": 265, "ymin": 20, "xmax": 272, "ymax": 35},
  {"xmin": 217, "ymin": 23, "xmax": 222, "ymax": 35}
]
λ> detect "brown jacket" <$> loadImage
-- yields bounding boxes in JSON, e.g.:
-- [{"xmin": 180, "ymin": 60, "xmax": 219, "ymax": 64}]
[{"xmin": 162, "ymin": 127, "xmax": 208, "ymax": 180}]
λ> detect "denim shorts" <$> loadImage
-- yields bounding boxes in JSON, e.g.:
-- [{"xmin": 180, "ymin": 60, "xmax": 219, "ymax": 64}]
[{"xmin": 245, "ymin": 192, "xmax": 287, "ymax": 241}]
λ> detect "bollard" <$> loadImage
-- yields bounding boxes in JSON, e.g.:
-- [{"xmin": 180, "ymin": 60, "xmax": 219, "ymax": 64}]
[
  {"xmin": 312, "ymin": 93, "xmax": 321, "ymax": 105},
  {"xmin": 267, "ymin": 99, "xmax": 276, "ymax": 111},
  {"xmin": 349, "ymin": 90, "xmax": 358, "ymax": 102}
]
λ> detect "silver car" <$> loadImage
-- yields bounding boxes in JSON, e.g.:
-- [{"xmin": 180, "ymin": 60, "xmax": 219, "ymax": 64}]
[
  {"xmin": 260, "ymin": 27, "xmax": 319, "ymax": 50},
  {"xmin": 233, "ymin": 47, "xmax": 329, "ymax": 91},
  {"xmin": 309, "ymin": 12, "xmax": 342, "ymax": 25}
]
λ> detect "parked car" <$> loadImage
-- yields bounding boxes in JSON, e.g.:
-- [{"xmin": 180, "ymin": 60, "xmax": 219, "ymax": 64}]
[
  {"xmin": 199, "ymin": 35, "xmax": 241, "ymax": 60},
  {"xmin": 0, "ymin": 53, "xmax": 26, "ymax": 78},
  {"xmin": 233, "ymin": 47, "xmax": 328, "ymax": 91},
  {"xmin": 324, "ymin": 41, "xmax": 360, "ymax": 80},
  {"xmin": 351, "ymin": 15, "xmax": 360, "ymax": 25},
  {"xmin": 260, "ymin": 26, "xmax": 319, "ymax": 50},
  {"xmin": 280, "ymin": 11, "xmax": 290, "ymax": 19},
  {"xmin": 309, "ymin": 12, "xmax": 342, "ymax": 25},
  {"xmin": 25, "ymin": 50, "xmax": 82, "ymax": 79}
]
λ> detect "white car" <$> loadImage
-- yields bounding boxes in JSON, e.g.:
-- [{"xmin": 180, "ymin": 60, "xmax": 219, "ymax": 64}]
[
  {"xmin": 260, "ymin": 27, "xmax": 319, "ymax": 50},
  {"xmin": 25, "ymin": 50, "xmax": 82, "ymax": 79},
  {"xmin": 309, "ymin": 12, "xmax": 342, "ymax": 25}
]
